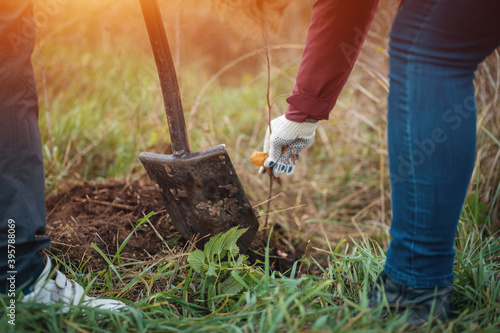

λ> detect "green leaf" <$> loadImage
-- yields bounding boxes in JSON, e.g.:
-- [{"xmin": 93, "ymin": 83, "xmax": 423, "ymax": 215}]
[
  {"xmin": 228, "ymin": 227, "xmax": 247, "ymax": 247},
  {"xmin": 187, "ymin": 249, "xmax": 206, "ymax": 274},
  {"xmin": 206, "ymin": 262, "xmax": 217, "ymax": 277},
  {"xmin": 228, "ymin": 241, "xmax": 241, "ymax": 257},
  {"xmin": 203, "ymin": 233, "xmax": 222, "ymax": 260},
  {"xmin": 220, "ymin": 276, "xmax": 244, "ymax": 295},
  {"xmin": 227, "ymin": 227, "xmax": 246, "ymax": 256},
  {"xmin": 207, "ymin": 281, "xmax": 216, "ymax": 310},
  {"xmin": 234, "ymin": 255, "xmax": 245, "ymax": 269},
  {"xmin": 231, "ymin": 270, "xmax": 249, "ymax": 290},
  {"xmin": 212, "ymin": 231, "xmax": 229, "ymax": 258}
]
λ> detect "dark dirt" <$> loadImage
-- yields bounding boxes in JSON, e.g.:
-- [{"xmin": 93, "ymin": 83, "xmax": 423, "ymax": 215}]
[{"xmin": 44, "ymin": 176, "xmax": 306, "ymax": 274}]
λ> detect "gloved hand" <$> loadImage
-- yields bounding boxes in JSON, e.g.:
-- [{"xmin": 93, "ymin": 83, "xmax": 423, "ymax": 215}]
[{"xmin": 260, "ymin": 115, "xmax": 318, "ymax": 177}]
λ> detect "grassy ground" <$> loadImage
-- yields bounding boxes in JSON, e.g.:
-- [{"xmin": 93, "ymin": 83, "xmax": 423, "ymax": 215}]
[
  {"xmin": 1, "ymin": 0, "xmax": 499, "ymax": 331},
  {"xmin": 1, "ymin": 207, "xmax": 499, "ymax": 332}
]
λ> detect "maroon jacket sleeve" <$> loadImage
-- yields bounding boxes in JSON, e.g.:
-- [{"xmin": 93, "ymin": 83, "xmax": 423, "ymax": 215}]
[{"xmin": 285, "ymin": 0, "xmax": 379, "ymax": 122}]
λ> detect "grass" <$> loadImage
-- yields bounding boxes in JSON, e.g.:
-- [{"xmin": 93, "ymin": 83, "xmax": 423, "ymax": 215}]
[
  {"xmin": 2, "ymin": 0, "xmax": 499, "ymax": 331},
  {"xmin": 1, "ymin": 202, "xmax": 499, "ymax": 332}
]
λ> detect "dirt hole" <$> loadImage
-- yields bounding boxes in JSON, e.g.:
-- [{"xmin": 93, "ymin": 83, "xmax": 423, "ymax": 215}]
[{"xmin": 45, "ymin": 177, "xmax": 307, "ymax": 274}]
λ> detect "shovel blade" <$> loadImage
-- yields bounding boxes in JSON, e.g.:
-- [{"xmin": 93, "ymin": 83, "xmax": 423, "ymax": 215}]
[{"xmin": 139, "ymin": 145, "xmax": 259, "ymax": 252}]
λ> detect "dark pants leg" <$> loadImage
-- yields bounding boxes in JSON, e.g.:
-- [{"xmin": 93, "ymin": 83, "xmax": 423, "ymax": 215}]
[
  {"xmin": 385, "ymin": 0, "xmax": 500, "ymax": 288},
  {"xmin": 0, "ymin": 1, "xmax": 49, "ymax": 293}
]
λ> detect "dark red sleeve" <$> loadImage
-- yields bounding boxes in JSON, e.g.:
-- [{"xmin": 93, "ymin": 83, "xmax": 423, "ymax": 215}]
[{"xmin": 285, "ymin": 0, "xmax": 379, "ymax": 122}]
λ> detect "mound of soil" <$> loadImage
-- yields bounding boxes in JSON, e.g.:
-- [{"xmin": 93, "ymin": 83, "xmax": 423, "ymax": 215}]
[{"xmin": 45, "ymin": 176, "xmax": 304, "ymax": 274}]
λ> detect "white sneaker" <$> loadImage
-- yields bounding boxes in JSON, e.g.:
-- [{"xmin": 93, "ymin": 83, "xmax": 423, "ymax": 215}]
[{"xmin": 22, "ymin": 255, "xmax": 125, "ymax": 312}]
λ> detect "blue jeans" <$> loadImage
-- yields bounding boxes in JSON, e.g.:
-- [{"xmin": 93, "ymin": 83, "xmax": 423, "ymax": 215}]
[
  {"xmin": 0, "ymin": 1, "xmax": 48, "ymax": 293},
  {"xmin": 385, "ymin": 0, "xmax": 500, "ymax": 288}
]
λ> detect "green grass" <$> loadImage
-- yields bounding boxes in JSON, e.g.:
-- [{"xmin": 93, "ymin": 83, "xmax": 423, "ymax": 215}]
[{"xmin": 1, "ymin": 202, "xmax": 499, "ymax": 332}]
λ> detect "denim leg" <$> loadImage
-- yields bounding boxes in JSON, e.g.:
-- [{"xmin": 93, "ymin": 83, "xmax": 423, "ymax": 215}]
[
  {"xmin": 0, "ymin": 1, "xmax": 49, "ymax": 293},
  {"xmin": 385, "ymin": 0, "xmax": 500, "ymax": 288}
]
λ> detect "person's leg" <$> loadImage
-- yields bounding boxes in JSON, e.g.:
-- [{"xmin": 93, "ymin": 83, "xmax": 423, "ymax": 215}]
[
  {"xmin": 0, "ymin": 2, "xmax": 125, "ymax": 311},
  {"xmin": 386, "ymin": 0, "xmax": 500, "ymax": 290},
  {"xmin": 0, "ymin": 0, "xmax": 49, "ymax": 294},
  {"xmin": 368, "ymin": 0, "xmax": 500, "ymax": 324}
]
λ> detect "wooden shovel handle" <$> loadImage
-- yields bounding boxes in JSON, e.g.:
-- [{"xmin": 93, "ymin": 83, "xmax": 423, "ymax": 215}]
[{"xmin": 139, "ymin": 0, "xmax": 190, "ymax": 154}]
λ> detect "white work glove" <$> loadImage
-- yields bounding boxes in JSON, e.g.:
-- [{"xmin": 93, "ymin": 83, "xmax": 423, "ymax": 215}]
[{"xmin": 260, "ymin": 115, "xmax": 318, "ymax": 177}]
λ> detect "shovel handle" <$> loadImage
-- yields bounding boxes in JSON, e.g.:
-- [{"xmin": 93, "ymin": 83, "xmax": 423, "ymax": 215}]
[{"xmin": 139, "ymin": 0, "xmax": 190, "ymax": 154}]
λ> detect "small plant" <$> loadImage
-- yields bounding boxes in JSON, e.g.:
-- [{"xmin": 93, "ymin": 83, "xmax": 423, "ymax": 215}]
[{"xmin": 187, "ymin": 227, "xmax": 254, "ymax": 311}]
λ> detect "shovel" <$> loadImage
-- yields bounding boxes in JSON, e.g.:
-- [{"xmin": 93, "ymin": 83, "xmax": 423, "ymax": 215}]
[{"xmin": 138, "ymin": 0, "xmax": 259, "ymax": 252}]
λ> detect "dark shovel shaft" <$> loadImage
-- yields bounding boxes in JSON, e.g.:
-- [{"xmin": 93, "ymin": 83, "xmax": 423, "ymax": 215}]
[{"xmin": 139, "ymin": 0, "xmax": 189, "ymax": 154}]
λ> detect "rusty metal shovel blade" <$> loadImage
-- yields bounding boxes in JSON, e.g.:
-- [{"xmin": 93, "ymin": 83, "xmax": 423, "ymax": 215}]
[
  {"xmin": 139, "ymin": 0, "xmax": 259, "ymax": 252},
  {"xmin": 140, "ymin": 146, "xmax": 259, "ymax": 252}
]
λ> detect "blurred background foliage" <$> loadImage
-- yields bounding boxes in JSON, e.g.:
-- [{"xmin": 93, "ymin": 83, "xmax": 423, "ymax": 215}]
[{"xmin": 32, "ymin": 0, "xmax": 499, "ymax": 245}]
